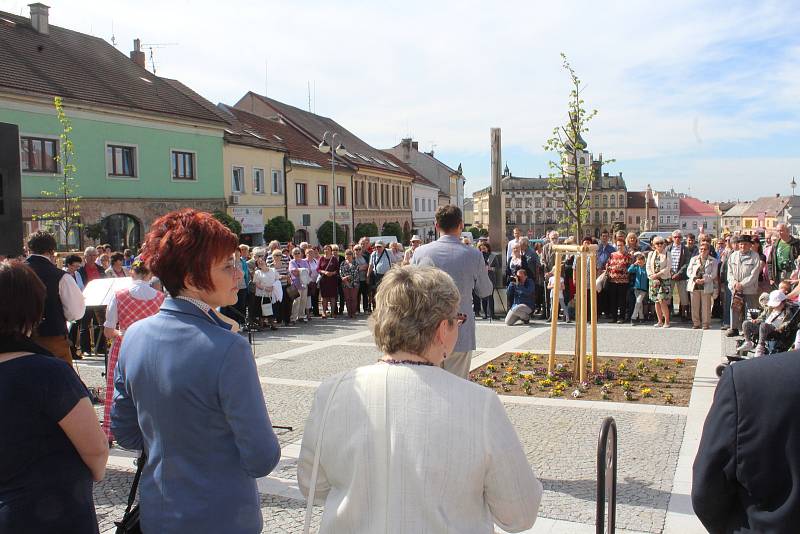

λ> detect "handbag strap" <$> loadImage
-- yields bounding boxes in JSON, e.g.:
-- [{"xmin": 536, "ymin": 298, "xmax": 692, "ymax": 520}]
[
  {"xmin": 124, "ymin": 452, "xmax": 146, "ymax": 516},
  {"xmin": 304, "ymin": 371, "xmax": 351, "ymax": 534}
]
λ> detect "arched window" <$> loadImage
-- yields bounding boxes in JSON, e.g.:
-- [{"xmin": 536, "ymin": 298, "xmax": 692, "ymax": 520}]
[
  {"xmin": 610, "ymin": 195, "xmax": 616, "ymax": 208},
  {"xmin": 536, "ymin": 211, "xmax": 543, "ymax": 223},
  {"xmin": 602, "ymin": 195, "xmax": 608, "ymax": 207},
  {"xmin": 594, "ymin": 211, "xmax": 600, "ymax": 223},
  {"xmin": 515, "ymin": 212, "xmax": 522, "ymax": 224},
  {"xmin": 579, "ymin": 157, "xmax": 586, "ymax": 165},
  {"xmin": 506, "ymin": 211, "xmax": 513, "ymax": 224},
  {"xmin": 603, "ymin": 212, "xmax": 608, "ymax": 224},
  {"xmin": 526, "ymin": 211, "xmax": 532, "ymax": 224},
  {"xmin": 619, "ymin": 194, "xmax": 625, "ymax": 207}
]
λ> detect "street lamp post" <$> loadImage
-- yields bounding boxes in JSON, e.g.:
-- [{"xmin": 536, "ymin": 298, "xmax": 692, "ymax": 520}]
[{"xmin": 318, "ymin": 131, "xmax": 347, "ymax": 245}]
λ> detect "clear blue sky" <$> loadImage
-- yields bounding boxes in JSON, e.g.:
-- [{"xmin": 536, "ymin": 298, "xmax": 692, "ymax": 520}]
[{"xmin": 6, "ymin": 0, "xmax": 799, "ymax": 201}]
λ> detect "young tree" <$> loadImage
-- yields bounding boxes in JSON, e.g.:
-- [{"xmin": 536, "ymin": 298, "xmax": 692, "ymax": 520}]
[
  {"xmin": 544, "ymin": 53, "xmax": 613, "ymax": 238},
  {"xmin": 36, "ymin": 97, "xmax": 81, "ymax": 249}
]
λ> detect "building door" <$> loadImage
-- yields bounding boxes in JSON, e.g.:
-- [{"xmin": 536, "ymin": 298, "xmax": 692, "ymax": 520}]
[{"xmin": 101, "ymin": 214, "xmax": 141, "ymax": 251}]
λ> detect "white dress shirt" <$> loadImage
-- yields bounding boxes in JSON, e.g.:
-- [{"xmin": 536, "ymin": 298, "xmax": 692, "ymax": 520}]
[{"xmin": 104, "ymin": 280, "xmax": 158, "ymax": 328}]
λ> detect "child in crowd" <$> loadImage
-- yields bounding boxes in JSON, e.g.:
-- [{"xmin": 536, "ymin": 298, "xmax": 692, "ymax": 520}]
[
  {"xmin": 627, "ymin": 252, "xmax": 649, "ymax": 325},
  {"xmin": 547, "ymin": 271, "xmax": 571, "ymax": 322}
]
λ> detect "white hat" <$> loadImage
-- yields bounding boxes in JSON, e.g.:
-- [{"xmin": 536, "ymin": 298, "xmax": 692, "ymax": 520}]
[
  {"xmin": 768, "ymin": 290, "xmax": 788, "ymax": 307},
  {"xmin": 375, "ymin": 240, "xmax": 385, "ymax": 247},
  {"xmin": 410, "ymin": 235, "xmax": 422, "ymax": 242}
]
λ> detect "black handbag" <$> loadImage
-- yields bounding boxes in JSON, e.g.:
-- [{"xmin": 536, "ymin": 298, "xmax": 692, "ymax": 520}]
[{"xmin": 115, "ymin": 453, "xmax": 146, "ymax": 534}]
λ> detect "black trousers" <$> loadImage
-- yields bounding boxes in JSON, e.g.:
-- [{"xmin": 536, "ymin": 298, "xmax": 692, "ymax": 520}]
[
  {"xmin": 358, "ymin": 281, "xmax": 370, "ymax": 313},
  {"xmin": 607, "ymin": 282, "xmax": 629, "ymax": 320}
]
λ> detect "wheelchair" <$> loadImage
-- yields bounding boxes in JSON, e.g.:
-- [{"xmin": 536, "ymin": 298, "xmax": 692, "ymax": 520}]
[{"xmin": 716, "ymin": 303, "xmax": 800, "ymax": 377}]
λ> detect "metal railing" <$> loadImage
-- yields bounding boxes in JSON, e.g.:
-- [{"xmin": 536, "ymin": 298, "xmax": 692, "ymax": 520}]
[{"xmin": 596, "ymin": 417, "xmax": 617, "ymax": 534}]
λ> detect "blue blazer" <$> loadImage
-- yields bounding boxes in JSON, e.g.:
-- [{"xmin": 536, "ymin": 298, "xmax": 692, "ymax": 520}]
[{"xmin": 111, "ymin": 298, "xmax": 281, "ymax": 534}]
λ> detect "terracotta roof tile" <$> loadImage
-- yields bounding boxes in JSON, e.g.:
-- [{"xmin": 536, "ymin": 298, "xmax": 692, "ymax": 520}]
[{"xmin": 0, "ymin": 10, "xmax": 225, "ymax": 125}]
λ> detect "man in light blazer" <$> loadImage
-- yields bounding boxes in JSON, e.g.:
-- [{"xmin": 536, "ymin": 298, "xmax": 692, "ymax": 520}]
[{"xmin": 412, "ymin": 205, "xmax": 493, "ymax": 378}]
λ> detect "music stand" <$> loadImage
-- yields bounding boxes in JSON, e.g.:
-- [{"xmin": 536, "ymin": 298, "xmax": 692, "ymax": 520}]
[{"xmin": 230, "ymin": 304, "xmax": 294, "ymax": 433}]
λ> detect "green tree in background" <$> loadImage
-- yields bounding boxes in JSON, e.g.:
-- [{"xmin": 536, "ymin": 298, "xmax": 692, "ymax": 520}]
[
  {"xmin": 213, "ymin": 210, "xmax": 242, "ymax": 236},
  {"xmin": 317, "ymin": 221, "xmax": 346, "ymax": 246},
  {"xmin": 354, "ymin": 222, "xmax": 378, "ymax": 241},
  {"xmin": 466, "ymin": 227, "xmax": 481, "ymax": 240},
  {"xmin": 264, "ymin": 216, "xmax": 296, "ymax": 243},
  {"xmin": 381, "ymin": 221, "xmax": 402, "ymax": 243}
]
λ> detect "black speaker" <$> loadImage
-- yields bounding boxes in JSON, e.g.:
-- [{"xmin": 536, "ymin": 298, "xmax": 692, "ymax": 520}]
[{"xmin": 0, "ymin": 122, "xmax": 23, "ymax": 258}]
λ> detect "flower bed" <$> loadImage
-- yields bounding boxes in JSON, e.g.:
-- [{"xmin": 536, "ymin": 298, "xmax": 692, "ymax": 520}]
[{"xmin": 470, "ymin": 352, "xmax": 696, "ymax": 406}]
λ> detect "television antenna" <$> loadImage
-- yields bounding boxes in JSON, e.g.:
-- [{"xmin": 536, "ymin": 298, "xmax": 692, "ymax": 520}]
[{"xmin": 141, "ymin": 42, "xmax": 178, "ymax": 74}]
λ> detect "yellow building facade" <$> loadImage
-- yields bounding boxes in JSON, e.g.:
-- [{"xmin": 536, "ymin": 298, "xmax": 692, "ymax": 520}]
[
  {"xmin": 286, "ymin": 162, "xmax": 354, "ymax": 245},
  {"xmin": 223, "ymin": 139, "xmax": 287, "ymax": 244}
]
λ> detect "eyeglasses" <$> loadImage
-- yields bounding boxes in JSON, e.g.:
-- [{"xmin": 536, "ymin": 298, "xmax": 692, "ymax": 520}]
[{"xmin": 451, "ymin": 313, "xmax": 467, "ymax": 326}]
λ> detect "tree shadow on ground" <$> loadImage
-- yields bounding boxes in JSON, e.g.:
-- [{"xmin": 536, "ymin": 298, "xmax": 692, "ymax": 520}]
[{"xmin": 539, "ymin": 476, "xmax": 672, "ymax": 511}]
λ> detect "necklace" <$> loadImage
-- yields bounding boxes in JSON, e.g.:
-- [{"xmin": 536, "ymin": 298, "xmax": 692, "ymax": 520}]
[{"xmin": 379, "ymin": 358, "xmax": 435, "ymax": 367}]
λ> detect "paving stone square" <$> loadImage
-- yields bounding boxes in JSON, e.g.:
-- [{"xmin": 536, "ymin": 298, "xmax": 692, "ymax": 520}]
[
  {"xmin": 521, "ymin": 324, "xmax": 703, "ymax": 356},
  {"xmin": 258, "ymin": 344, "xmax": 383, "ymax": 381},
  {"xmin": 505, "ymin": 404, "xmax": 686, "ymax": 533},
  {"xmin": 93, "ymin": 316, "xmax": 708, "ymax": 533}
]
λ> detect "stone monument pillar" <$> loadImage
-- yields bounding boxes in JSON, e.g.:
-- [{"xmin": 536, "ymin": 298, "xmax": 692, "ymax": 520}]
[{"xmin": 489, "ymin": 128, "xmax": 504, "ymax": 262}]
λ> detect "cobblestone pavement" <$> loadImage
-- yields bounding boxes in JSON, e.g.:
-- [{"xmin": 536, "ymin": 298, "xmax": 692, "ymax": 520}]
[
  {"xmin": 521, "ymin": 323, "xmax": 703, "ymax": 356},
  {"xmin": 94, "ymin": 316, "xmax": 699, "ymax": 533}
]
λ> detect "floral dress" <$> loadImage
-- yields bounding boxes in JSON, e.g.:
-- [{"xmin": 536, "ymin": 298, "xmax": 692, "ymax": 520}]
[
  {"xmin": 339, "ymin": 260, "xmax": 360, "ymax": 289},
  {"xmin": 648, "ymin": 252, "xmax": 672, "ymax": 303}
]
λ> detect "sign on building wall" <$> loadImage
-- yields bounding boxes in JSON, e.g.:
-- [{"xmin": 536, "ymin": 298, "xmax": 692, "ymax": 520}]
[{"xmin": 231, "ymin": 207, "xmax": 264, "ymax": 234}]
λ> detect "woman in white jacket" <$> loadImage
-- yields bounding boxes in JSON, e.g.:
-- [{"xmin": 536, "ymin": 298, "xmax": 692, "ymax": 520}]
[
  {"xmin": 298, "ymin": 265, "xmax": 542, "ymax": 533},
  {"xmin": 254, "ymin": 256, "xmax": 279, "ymax": 330}
]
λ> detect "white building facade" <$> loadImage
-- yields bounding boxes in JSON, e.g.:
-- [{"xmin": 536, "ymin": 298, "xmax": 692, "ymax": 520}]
[{"xmin": 412, "ymin": 178, "xmax": 440, "ymax": 242}]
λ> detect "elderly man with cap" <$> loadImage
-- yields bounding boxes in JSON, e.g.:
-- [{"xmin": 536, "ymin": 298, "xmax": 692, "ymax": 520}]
[
  {"xmin": 726, "ymin": 234, "xmax": 763, "ymax": 337},
  {"xmin": 367, "ymin": 240, "xmax": 393, "ymax": 288},
  {"xmin": 402, "ymin": 235, "xmax": 423, "ymax": 265}
]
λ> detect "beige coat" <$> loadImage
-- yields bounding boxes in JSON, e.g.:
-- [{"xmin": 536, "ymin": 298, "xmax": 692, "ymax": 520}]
[{"xmin": 687, "ymin": 254, "xmax": 720, "ymax": 296}]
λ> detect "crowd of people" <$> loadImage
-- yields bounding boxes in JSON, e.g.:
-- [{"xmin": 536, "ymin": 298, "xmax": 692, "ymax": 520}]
[
  {"xmin": 0, "ymin": 205, "xmax": 541, "ymax": 533},
  {"xmin": 495, "ymin": 224, "xmax": 800, "ymax": 339},
  {"xmin": 9, "ymin": 205, "xmax": 800, "ymax": 532}
]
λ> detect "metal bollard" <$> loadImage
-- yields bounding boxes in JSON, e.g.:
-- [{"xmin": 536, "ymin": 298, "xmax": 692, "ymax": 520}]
[{"xmin": 596, "ymin": 417, "xmax": 617, "ymax": 534}]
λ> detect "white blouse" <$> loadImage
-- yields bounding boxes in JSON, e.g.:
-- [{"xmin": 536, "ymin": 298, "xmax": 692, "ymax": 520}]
[
  {"xmin": 254, "ymin": 268, "xmax": 279, "ymax": 297},
  {"xmin": 298, "ymin": 364, "xmax": 542, "ymax": 533}
]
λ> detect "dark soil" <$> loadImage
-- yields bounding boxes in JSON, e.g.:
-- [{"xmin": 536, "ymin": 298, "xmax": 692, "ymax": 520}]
[{"xmin": 469, "ymin": 352, "xmax": 696, "ymax": 406}]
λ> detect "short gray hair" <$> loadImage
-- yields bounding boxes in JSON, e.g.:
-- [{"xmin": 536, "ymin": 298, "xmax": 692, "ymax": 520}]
[
  {"xmin": 84, "ymin": 246, "xmax": 97, "ymax": 256},
  {"xmin": 370, "ymin": 266, "xmax": 460, "ymax": 356}
]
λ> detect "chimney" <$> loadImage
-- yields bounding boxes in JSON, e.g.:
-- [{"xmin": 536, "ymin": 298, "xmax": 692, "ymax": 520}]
[
  {"xmin": 130, "ymin": 39, "xmax": 146, "ymax": 68},
  {"xmin": 411, "ymin": 141, "xmax": 419, "ymax": 150},
  {"xmin": 29, "ymin": 3, "xmax": 49, "ymax": 35},
  {"xmin": 400, "ymin": 138, "xmax": 412, "ymax": 161}
]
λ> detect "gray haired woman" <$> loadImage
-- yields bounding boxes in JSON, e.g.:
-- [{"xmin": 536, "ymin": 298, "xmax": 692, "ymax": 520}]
[{"xmin": 298, "ymin": 265, "xmax": 542, "ymax": 532}]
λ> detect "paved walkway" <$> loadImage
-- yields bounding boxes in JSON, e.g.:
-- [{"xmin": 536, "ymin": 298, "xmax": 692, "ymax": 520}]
[{"xmin": 77, "ymin": 316, "xmax": 722, "ymax": 533}]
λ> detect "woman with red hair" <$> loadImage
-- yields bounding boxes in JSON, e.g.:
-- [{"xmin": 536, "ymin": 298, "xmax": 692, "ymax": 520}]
[{"xmin": 110, "ymin": 209, "xmax": 281, "ymax": 534}]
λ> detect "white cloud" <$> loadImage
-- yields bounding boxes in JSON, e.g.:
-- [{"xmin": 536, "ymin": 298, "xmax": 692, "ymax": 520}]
[{"xmin": 4, "ymin": 0, "xmax": 800, "ymax": 200}]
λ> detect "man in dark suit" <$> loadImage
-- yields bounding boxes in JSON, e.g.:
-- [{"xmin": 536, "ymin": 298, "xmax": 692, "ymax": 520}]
[
  {"xmin": 693, "ymin": 352, "xmax": 800, "ymax": 532},
  {"xmin": 24, "ymin": 231, "xmax": 85, "ymax": 364}
]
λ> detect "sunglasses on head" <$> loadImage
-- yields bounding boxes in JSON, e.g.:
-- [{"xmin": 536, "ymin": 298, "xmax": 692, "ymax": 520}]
[{"xmin": 452, "ymin": 313, "xmax": 467, "ymax": 326}]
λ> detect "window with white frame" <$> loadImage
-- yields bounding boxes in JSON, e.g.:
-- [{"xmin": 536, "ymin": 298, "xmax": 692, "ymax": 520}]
[
  {"xmin": 232, "ymin": 166, "xmax": 245, "ymax": 194},
  {"xmin": 271, "ymin": 169, "xmax": 283, "ymax": 195},
  {"xmin": 253, "ymin": 168, "xmax": 265, "ymax": 194},
  {"xmin": 171, "ymin": 151, "xmax": 196, "ymax": 180},
  {"xmin": 296, "ymin": 182, "xmax": 307, "ymax": 205},
  {"xmin": 106, "ymin": 144, "xmax": 136, "ymax": 177},
  {"xmin": 336, "ymin": 186, "xmax": 346, "ymax": 206},
  {"xmin": 318, "ymin": 184, "xmax": 328, "ymax": 206},
  {"xmin": 415, "ymin": 198, "xmax": 419, "ymax": 211},
  {"xmin": 20, "ymin": 136, "xmax": 58, "ymax": 173}
]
